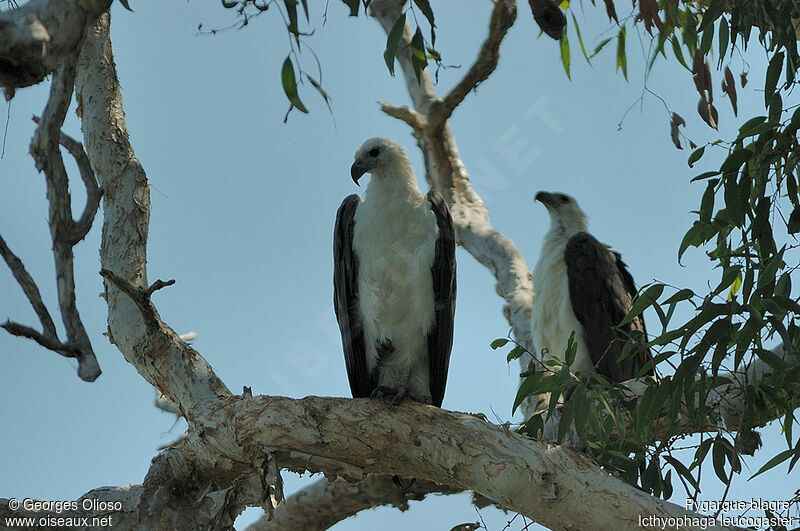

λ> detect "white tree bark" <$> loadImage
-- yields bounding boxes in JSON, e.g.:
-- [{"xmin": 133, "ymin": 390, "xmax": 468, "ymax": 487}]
[{"xmin": 0, "ymin": 0, "xmax": 110, "ymax": 93}]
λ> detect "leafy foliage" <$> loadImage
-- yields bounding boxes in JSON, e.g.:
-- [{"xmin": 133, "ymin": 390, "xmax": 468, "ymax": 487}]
[{"xmin": 516, "ymin": 0, "xmax": 800, "ymax": 508}]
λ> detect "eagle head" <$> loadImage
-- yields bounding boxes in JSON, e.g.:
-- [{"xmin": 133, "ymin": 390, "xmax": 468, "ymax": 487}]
[
  {"xmin": 350, "ymin": 137, "xmax": 411, "ymax": 185},
  {"xmin": 535, "ymin": 191, "xmax": 589, "ymax": 238}
]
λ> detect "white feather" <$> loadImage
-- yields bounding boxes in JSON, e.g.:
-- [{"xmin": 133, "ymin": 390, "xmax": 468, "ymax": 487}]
[
  {"xmin": 351, "ymin": 138, "xmax": 437, "ymax": 402},
  {"xmin": 531, "ymin": 193, "xmax": 594, "ymax": 374}
]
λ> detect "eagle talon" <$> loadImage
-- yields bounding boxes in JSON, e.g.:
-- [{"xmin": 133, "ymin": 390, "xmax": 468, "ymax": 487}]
[{"xmin": 371, "ymin": 385, "xmax": 407, "ymax": 406}]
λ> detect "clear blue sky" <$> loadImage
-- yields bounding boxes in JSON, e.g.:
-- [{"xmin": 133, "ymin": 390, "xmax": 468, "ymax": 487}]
[{"xmin": 0, "ymin": 1, "xmax": 796, "ymax": 529}]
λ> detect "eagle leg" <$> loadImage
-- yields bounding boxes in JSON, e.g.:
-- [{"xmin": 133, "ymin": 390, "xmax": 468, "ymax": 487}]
[{"xmin": 376, "ymin": 338, "xmax": 395, "ymax": 360}]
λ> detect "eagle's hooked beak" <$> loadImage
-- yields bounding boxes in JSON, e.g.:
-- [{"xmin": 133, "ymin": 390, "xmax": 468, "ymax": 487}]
[
  {"xmin": 535, "ymin": 191, "xmax": 555, "ymax": 207},
  {"xmin": 350, "ymin": 162, "xmax": 367, "ymax": 186}
]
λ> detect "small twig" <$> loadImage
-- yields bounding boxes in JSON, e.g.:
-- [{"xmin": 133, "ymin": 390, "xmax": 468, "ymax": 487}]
[
  {"xmin": 1, "ymin": 320, "xmax": 79, "ymax": 356},
  {"xmin": 99, "ymin": 268, "xmax": 175, "ymax": 329}
]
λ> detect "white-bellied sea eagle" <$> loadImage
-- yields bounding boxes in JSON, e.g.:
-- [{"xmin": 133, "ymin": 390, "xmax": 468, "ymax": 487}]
[
  {"xmin": 531, "ymin": 191, "xmax": 652, "ymax": 382},
  {"xmin": 334, "ymin": 137, "xmax": 457, "ymax": 406}
]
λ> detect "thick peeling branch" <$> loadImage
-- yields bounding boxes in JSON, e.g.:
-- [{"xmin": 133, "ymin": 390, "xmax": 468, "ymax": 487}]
[
  {"xmin": 248, "ymin": 476, "xmax": 462, "ymax": 531},
  {"xmin": 74, "ymin": 13, "xmax": 231, "ymax": 416},
  {"xmin": 3, "ymin": 396, "xmax": 745, "ymax": 531},
  {"xmin": 0, "ymin": 0, "xmax": 111, "ymax": 93},
  {"xmin": 371, "ymin": 0, "xmax": 534, "ymax": 353}
]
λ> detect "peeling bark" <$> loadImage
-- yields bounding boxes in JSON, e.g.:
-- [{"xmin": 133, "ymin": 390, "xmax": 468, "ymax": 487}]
[{"xmin": 0, "ymin": 0, "xmax": 111, "ymax": 92}]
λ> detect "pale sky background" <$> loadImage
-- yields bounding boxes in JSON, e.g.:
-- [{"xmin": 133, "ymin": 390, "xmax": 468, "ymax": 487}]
[{"xmin": 0, "ymin": 1, "xmax": 797, "ymax": 530}]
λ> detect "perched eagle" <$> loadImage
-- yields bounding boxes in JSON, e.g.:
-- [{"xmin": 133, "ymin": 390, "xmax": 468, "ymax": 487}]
[
  {"xmin": 531, "ymin": 191, "xmax": 651, "ymax": 382},
  {"xmin": 334, "ymin": 137, "xmax": 457, "ymax": 406}
]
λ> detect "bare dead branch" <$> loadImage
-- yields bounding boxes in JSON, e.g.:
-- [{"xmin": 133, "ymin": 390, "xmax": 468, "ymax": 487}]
[
  {"xmin": 0, "ymin": 234, "xmax": 58, "ymax": 339},
  {"xmin": 3, "ymin": 55, "xmax": 102, "ymax": 381},
  {"xmin": 248, "ymin": 475, "xmax": 462, "ymax": 531},
  {"xmin": 433, "ymin": 0, "xmax": 517, "ymax": 127},
  {"xmin": 1, "ymin": 320, "xmax": 79, "ymax": 356},
  {"xmin": 379, "ymin": 102, "xmax": 426, "ymax": 132}
]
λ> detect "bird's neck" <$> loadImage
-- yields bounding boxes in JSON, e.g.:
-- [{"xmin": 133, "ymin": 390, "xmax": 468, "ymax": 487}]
[{"xmin": 364, "ymin": 165, "xmax": 423, "ymax": 202}]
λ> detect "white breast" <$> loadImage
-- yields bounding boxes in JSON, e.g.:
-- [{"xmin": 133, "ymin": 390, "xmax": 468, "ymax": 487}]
[{"xmin": 352, "ymin": 177, "xmax": 437, "ymax": 394}]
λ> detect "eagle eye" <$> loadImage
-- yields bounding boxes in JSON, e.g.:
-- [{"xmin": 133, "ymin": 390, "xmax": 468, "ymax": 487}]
[
  {"xmin": 368, "ymin": 147, "xmax": 380, "ymax": 157},
  {"xmin": 558, "ymin": 194, "xmax": 569, "ymax": 203}
]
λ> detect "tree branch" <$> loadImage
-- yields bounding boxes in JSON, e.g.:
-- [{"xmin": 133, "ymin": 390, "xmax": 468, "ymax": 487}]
[
  {"xmin": 0, "ymin": 0, "xmax": 111, "ymax": 93},
  {"xmin": 0, "ymin": 235, "xmax": 58, "ymax": 339},
  {"xmin": 75, "ymin": 13, "xmax": 231, "ymax": 416},
  {"xmin": 1, "ymin": 395, "xmax": 749, "ymax": 531},
  {"xmin": 432, "ymin": 0, "xmax": 517, "ymax": 127},
  {"xmin": 2, "ymin": 53, "xmax": 103, "ymax": 381},
  {"xmin": 247, "ymin": 475, "xmax": 462, "ymax": 531}
]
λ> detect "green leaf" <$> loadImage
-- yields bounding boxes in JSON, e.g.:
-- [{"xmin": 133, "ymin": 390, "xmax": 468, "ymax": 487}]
[
  {"xmin": 737, "ymin": 116, "xmax": 767, "ymax": 137},
  {"xmin": 560, "ymin": 27, "xmax": 571, "ymax": 79},
  {"xmin": 749, "ymin": 449, "xmax": 795, "ymax": 479},
  {"xmin": 664, "ymin": 288, "xmax": 695, "ymax": 305},
  {"xmin": 691, "ymin": 170, "xmax": 721, "ymax": 182},
  {"xmin": 719, "ymin": 147, "xmax": 752, "ymax": 174},
  {"xmin": 513, "ymin": 372, "xmax": 557, "ymax": 413},
  {"xmin": 728, "ymin": 273, "xmax": 742, "ymax": 300},
  {"xmin": 621, "ymin": 284, "xmax": 664, "ymax": 326},
  {"xmin": 699, "ymin": 20, "xmax": 714, "ymax": 56},
  {"xmin": 284, "ymin": 0, "xmax": 299, "ymax": 39},
  {"xmin": 712, "ymin": 440, "xmax": 729, "ymax": 483},
  {"xmin": 412, "ymin": 0, "xmax": 436, "ymax": 45},
  {"xmin": 490, "ymin": 338, "xmax": 509, "ymax": 349},
  {"xmin": 616, "ymin": 26, "xmax": 627, "ymax": 80},
  {"xmin": 383, "ymin": 14, "xmax": 406, "ymax": 76},
  {"xmin": 591, "ymin": 37, "xmax": 613, "ymax": 59},
  {"xmin": 765, "ymin": 52, "xmax": 785, "ymax": 106},
  {"xmin": 664, "ymin": 455, "xmax": 699, "ymax": 491},
  {"xmin": 281, "ymin": 56, "xmax": 309, "ymax": 115},
  {"xmin": 409, "ymin": 26, "xmax": 428, "ymax": 83},
  {"xmin": 717, "ymin": 17, "xmax": 729, "ymax": 64},
  {"xmin": 679, "ymin": 221, "xmax": 713, "ymax": 261},
  {"xmin": 754, "ymin": 348, "xmax": 789, "ymax": 370},
  {"xmin": 789, "ymin": 206, "xmax": 800, "ymax": 234},
  {"xmin": 671, "ymin": 37, "xmax": 690, "ymax": 70},
  {"xmin": 688, "ymin": 146, "xmax": 705, "ymax": 167},
  {"xmin": 565, "ymin": 330, "xmax": 577, "ymax": 367},
  {"xmin": 507, "ymin": 345, "xmax": 525, "ymax": 362},
  {"xmin": 571, "ymin": 13, "xmax": 590, "ymax": 64},
  {"xmin": 305, "ymin": 74, "xmax": 332, "ymax": 113},
  {"xmin": 699, "ymin": 178, "xmax": 717, "ymax": 224}
]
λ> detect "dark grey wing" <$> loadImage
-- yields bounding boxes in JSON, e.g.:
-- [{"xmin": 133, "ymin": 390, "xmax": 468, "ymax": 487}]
[
  {"xmin": 564, "ymin": 232, "xmax": 651, "ymax": 382},
  {"xmin": 612, "ymin": 250, "xmax": 654, "ymax": 376},
  {"xmin": 426, "ymin": 190, "xmax": 457, "ymax": 407},
  {"xmin": 334, "ymin": 194, "xmax": 372, "ymax": 398}
]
